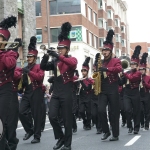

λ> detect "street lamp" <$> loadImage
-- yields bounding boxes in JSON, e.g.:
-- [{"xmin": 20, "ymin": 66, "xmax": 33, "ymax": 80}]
[{"xmin": 46, "ymin": 0, "xmax": 56, "ymax": 48}]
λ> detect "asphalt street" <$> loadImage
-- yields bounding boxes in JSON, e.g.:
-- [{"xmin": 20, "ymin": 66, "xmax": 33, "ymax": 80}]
[{"xmin": 17, "ymin": 118, "xmax": 150, "ymax": 150}]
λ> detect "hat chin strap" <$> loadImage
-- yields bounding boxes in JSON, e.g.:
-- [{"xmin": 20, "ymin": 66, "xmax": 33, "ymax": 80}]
[{"xmin": 104, "ymin": 52, "xmax": 112, "ymax": 60}]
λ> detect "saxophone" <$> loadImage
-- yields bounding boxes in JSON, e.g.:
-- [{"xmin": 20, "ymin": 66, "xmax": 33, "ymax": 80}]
[
  {"xmin": 92, "ymin": 54, "xmax": 101, "ymax": 95},
  {"xmin": 18, "ymin": 60, "xmax": 31, "ymax": 90}
]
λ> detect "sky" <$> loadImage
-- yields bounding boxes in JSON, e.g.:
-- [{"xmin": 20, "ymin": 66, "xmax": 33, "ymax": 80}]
[{"xmin": 125, "ymin": 0, "xmax": 150, "ymax": 43}]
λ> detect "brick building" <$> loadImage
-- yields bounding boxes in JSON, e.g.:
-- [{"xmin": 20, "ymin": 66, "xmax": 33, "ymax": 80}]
[
  {"xmin": 130, "ymin": 42, "xmax": 150, "ymax": 74},
  {"xmin": 35, "ymin": 0, "xmax": 130, "ymax": 83},
  {"xmin": 0, "ymin": 0, "xmax": 36, "ymax": 64}
]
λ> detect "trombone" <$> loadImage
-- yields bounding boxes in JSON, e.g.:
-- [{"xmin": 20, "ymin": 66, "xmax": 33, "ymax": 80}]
[{"xmin": 0, "ymin": 41, "xmax": 19, "ymax": 50}]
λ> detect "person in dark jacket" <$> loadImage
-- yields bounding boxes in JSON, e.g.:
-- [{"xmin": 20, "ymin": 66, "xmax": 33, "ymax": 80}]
[
  {"xmin": 40, "ymin": 22, "xmax": 77, "ymax": 150},
  {"xmin": 139, "ymin": 53, "xmax": 150, "ymax": 130},
  {"xmin": 98, "ymin": 30, "xmax": 122, "ymax": 141}
]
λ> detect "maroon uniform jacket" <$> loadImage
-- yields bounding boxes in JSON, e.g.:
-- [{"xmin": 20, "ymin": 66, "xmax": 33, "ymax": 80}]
[
  {"xmin": 26, "ymin": 64, "xmax": 45, "ymax": 90},
  {"xmin": 103, "ymin": 58, "xmax": 122, "ymax": 83},
  {"xmin": 124, "ymin": 70, "xmax": 141, "ymax": 89},
  {"xmin": 40, "ymin": 55, "xmax": 77, "ymax": 84},
  {"xmin": 12, "ymin": 67, "xmax": 22, "ymax": 92},
  {"xmin": 80, "ymin": 78, "xmax": 94, "ymax": 95},
  {"xmin": 0, "ymin": 50, "xmax": 19, "ymax": 86},
  {"xmin": 42, "ymin": 84, "xmax": 46, "ymax": 93},
  {"xmin": 141, "ymin": 75, "xmax": 150, "ymax": 92}
]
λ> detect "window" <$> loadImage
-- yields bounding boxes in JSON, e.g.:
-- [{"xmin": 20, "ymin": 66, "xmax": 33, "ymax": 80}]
[
  {"xmin": 116, "ymin": 34, "xmax": 119, "ymax": 42},
  {"xmin": 36, "ymin": 29, "xmax": 42, "ymax": 43},
  {"xmin": 98, "ymin": 19, "xmax": 106, "ymax": 29},
  {"xmin": 93, "ymin": 12, "xmax": 97, "ymax": 25},
  {"xmin": 36, "ymin": 1, "xmax": 41, "ymax": 16},
  {"xmin": 121, "ymin": 39, "xmax": 126, "ymax": 47},
  {"xmin": 116, "ymin": 34, "xmax": 121, "ymax": 43},
  {"xmin": 115, "ymin": 19, "xmax": 120, "ymax": 27},
  {"xmin": 89, "ymin": 32, "xmax": 92, "ymax": 46},
  {"xmin": 98, "ymin": 0, "xmax": 105, "ymax": 10},
  {"xmin": 107, "ymin": 10, "xmax": 113, "ymax": 19},
  {"xmin": 148, "ymin": 57, "xmax": 150, "ymax": 65},
  {"xmin": 98, "ymin": 19, "xmax": 103, "ymax": 28},
  {"xmin": 99, "ymin": 38, "xmax": 104, "ymax": 47},
  {"xmin": 88, "ymin": 7, "xmax": 92, "ymax": 22},
  {"xmin": 121, "ymin": 26, "xmax": 125, "ymax": 33},
  {"xmin": 107, "ymin": 10, "xmax": 111, "ymax": 19},
  {"xmin": 50, "ymin": 26, "xmax": 82, "ymax": 43},
  {"xmin": 94, "ymin": 36, "xmax": 98, "ymax": 49},
  {"xmin": 50, "ymin": 0, "xmax": 81, "ymax": 15}
]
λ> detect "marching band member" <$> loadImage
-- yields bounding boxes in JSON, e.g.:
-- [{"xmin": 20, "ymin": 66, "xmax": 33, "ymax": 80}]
[
  {"xmin": 40, "ymin": 22, "xmax": 77, "ymax": 150},
  {"xmin": 91, "ymin": 54, "xmax": 102, "ymax": 134},
  {"xmin": 123, "ymin": 46, "xmax": 141, "ymax": 134},
  {"xmin": 98, "ymin": 29, "xmax": 122, "ymax": 141},
  {"xmin": 72, "ymin": 70, "xmax": 79, "ymax": 133},
  {"xmin": 79, "ymin": 57, "xmax": 94, "ymax": 130},
  {"xmin": 139, "ymin": 53, "xmax": 150, "ymax": 130},
  {"xmin": 0, "ymin": 16, "xmax": 19, "ymax": 149},
  {"xmin": 6, "ymin": 38, "xmax": 22, "ymax": 150},
  {"xmin": 19, "ymin": 36, "xmax": 45, "ymax": 143}
]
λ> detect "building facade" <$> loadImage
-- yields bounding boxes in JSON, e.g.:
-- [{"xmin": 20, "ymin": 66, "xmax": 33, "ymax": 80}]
[
  {"xmin": 0, "ymin": 0, "xmax": 36, "ymax": 63},
  {"xmin": 35, "ymin": 0, "xmax": 130, "ymax": 84}
]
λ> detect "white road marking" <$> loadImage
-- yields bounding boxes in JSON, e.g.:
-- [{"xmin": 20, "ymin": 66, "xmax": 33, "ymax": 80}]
[
  {"xmin": 17, "ymin": 127, "xmax": 23, "ymax": 130},
  {"xmin": 44, "ymin": 128, "xmax": 53, "ymax": 131},
  {"xmin": 125, "ymin": 136, "xmax": 141, "ymax": 146}
]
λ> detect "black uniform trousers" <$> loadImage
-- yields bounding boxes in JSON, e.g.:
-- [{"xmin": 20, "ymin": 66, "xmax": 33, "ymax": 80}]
[
  {"xmin": 41, "ymin": 98, "xmax": 46, "ymax": 131},
  {"xmin": 79, "ymin": 94, "xmax": 92, "ymax": 127},
  {"xmin": 5, "ymin": 91, "xmax": 19, "ymax": 150},
  {"xmin": 19, "ymin": 85, "xmax": 43, "ymax": 139},
  {"xmin": 119, "ymin": 94, "xmax": 126, "ymax": 124},
  {"xmin": 98, "ymin": 81, "xmax": 120, "ymax": 137},
  {"xmin": 91, "ymin": 99, "xmax": 101, "ymax": 130},
  {"xmin": 0, "ymin": 83, "xmax": 12, "ymax": 150},
  {"xmin": 140, "ymin": 92, "xmax": 150, "ymax": 128},
  {"xmin": 72, "ymin": 91, "xmax": 77, "ymax": 130},
  {"xmin": 123, "ymin": 88, "xmax": 141, "ymax": 131},
  {"xmin": 49, "ymin": 79, "xmax": 73, "ymax": 147}
]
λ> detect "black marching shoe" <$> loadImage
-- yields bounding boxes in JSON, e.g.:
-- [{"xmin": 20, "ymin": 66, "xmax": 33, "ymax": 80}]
[
  {"xmin": 141, "ymin": 124, "xmax": 144, "ymax": 128},
  {"xmin": 96, "ymin": 128, "xmax": 102, "ymax": 134},
  {"xmin": 53, "ymin": 137, "xmax": 65, "ymax": 150},
  {"xmin": 31, "ymin": 138, "xmax": 40, "ymax": 144},
  {"xmin": 133, "ymin": 130, "xmax": 138, "ymax": 134},
  {"xmin": 121, "ymin": 122, "xmax": 126, "ymax": 127},
  {"xmin": 61, "ymin": 146, "xmax": 71, "ymax": 150},
  {"xmin": 23, "ymin": 133, "xmax": 33, "ymax": 140},
  {"xmin": 145, "ymin": 127, "xmax": 149, "ymax": 130},
  {"xmin": 85, "ymin": 126, "xmax": 91, "ymax": 130},
  {"xmin": 109, "ymin": 137, "xmax": 119, "ymax": 141},
  {"xmin": 128, "ymin": 128, "xmax": 133, "ymax": 134},
  {"xmin": 101, "ymin": 132, "xmax": 111, "ymax": 140},
  {"xmin": 72, "ymin": 128, "xmax": 77, "ymax": 133}
]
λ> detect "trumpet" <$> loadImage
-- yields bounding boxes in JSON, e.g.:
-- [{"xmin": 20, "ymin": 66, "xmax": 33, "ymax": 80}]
[
  {"xmin": 40, "ymin": 44, "xmax": 57, "ymax": 54},
  {"xmin": 0, "ymin": 41, "xmax": 19, "ymax": 50}
]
